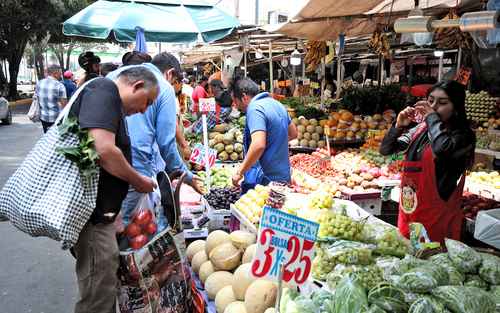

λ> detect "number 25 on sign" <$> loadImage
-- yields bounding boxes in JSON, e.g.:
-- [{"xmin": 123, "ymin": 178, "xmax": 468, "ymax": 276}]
[{"xmin": 251, "ymin": 206, "xmax": 319, "ymax": 285}]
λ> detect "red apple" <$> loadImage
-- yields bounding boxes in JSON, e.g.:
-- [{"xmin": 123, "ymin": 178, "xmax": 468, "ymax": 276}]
[
  {"xmin": 125, "ymin": 223, "xmax": 142, "ymax": 238},
  {"xmin": 144, "ymin": 222, "xmax": 158, "ymax": 235},
  {"xmin": 129, "ymin": 234, "xmax": 148, "ymax": 250},
  {"xmin": 133, "ymin": 209, "xmax": 153, "ymax": 226}
]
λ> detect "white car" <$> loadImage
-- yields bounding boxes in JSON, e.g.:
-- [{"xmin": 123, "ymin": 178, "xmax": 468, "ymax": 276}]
[{"xmin": 0, "ymin": 97, "xmax": 12, "ymax": 125}]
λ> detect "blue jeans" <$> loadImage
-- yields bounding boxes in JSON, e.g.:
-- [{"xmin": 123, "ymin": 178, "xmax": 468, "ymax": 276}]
[{"xmin": 121, "ymin": 188, "xmax": 169, "ymax": 232}]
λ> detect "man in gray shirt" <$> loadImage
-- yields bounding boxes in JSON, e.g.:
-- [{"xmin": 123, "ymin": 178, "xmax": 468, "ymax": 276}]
[{"xmin": 35, "ymin": 64, "xmax": 67, "ymax": 132}]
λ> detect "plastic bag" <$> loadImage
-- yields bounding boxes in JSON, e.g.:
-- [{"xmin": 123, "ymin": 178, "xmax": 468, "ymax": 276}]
[
  {"xmin": 479, "ymin": 253, "xmax": 500, "ymax": 284},
  {"xmin": 408, "ymin": 296, "xmax": 447, "ymax": 313},
  {"xmin": 490, "ymin": 285, "xmax": 500, "ymax": 305},
  {"xmin": 445, "ymin": 238, "xmax": 482, "ymax": 274},
  {"xmin": 375, "ymin": 256, "xmax": 401, "ymax": 279},
  {"xmin": 464, "ymin": 274, "xmax": 489, "ymax": 289},
  {"xmin": 429, "ymin": 253, "xmax": 465, "ymax": 285},
  {"xmin": 327, "ymin": 264, "xmax": 384, "ymax": 291},
  {"xmin": 396, "ymin": 255, "xmax": 429, "ymax": 275},
  {"xmin": 398, "ymin": 265, "xmax": 449, "ymax": 293},
  {"xmin": 374, "ymin": 228, "xmax": 410, "ymax": 258},
  {"xmin": 280, "ymin": 287, "xmax": 299, "ymax": 313},
  {"xmin": 367, "ymin": 283, "xmax": 407, "ymax": 313},
  {"xmin": 311, "ymin": 289, "xmax": 334, "ymax": 312},
  {"xmin": 365, "ymin": 305, "xmax": 387, "ymax": 313},
  {"xmin": 331, "ymin": 275, "xmax": 369, "ymax": 313},
  {"xmin": 124, "ymin": 194, "xmax": 159, "ymax": 250},
  {"xmin": 432, "ymin": 286, "xmax": 496, "ymax": 313}
]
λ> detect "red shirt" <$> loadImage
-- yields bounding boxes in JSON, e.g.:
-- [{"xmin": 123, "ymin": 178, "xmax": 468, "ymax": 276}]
[{"xmin": 191, "ymin": 85, "xmax": 208, "ymax": 113}]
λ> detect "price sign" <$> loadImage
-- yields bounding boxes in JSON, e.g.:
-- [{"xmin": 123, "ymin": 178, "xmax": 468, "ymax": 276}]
[
  {"xmin": 189, "ymin": 143, "xmax": 217, "ymax": 168},
  {"xmin": 455, "ymin": 67, "xmax": 471, "ymax": 86},
  {"xmin": 199, "ymin": 97, "xmax": 216, "ymax": 113},
  {"xmin": 251, "ymin": 206, "xmax": 319, "ymax": 285}
]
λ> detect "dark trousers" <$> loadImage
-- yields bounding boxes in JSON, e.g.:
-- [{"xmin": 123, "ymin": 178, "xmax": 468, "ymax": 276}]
[{"xmin": 41, "ymin": 120, "xmax": 54, "ymax": 133}]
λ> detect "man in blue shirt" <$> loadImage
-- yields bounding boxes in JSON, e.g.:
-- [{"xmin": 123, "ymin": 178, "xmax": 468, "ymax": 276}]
[
  {"xmin": 62, "ymin": 70, "xmax": 77, "ymax": 98},
  {"xmin": 107, "ymin": 53, "xmax": 202, "ymax": 228},
  {"xmin": 229, "ymin": 77, "xmax": 297, "ymax": 193}
]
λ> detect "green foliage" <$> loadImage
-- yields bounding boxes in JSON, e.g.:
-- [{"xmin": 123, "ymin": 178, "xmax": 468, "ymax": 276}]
[{"xmin": 340, "ymin": 84, "xmax": 413, "ymax": 115}]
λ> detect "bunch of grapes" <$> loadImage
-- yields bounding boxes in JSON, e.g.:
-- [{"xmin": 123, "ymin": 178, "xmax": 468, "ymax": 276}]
[
  {"xmin": 375, "ymin": 229, "xmax": 409, "ymax": 258},
  {"xmin": 318, "ymin": 210, "xmax": 364, "ymax": 241},
  {"xmin": 308, "ymin": 190, "xmax": 334, "ymax": 210},
  {"xmin": 327, "ymin": 264, "xmax": 384, "ymax": 291}
]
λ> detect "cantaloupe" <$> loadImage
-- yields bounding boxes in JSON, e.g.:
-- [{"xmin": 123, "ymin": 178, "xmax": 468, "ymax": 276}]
[
  {"xmin": 187, "ymin": 240, "xmax": 206, "ymax": 263},
  {"xmin": 244, "ymin": 280, "xmax": 277, "ymax": 313},
  {"xmin": 215, "ymin": 286, "xmax": 236, "ymax": 313},
  {"xmin": 192, "ymin": 250, "xmax": 208, "ymax": 274},
  {"xmin": 210, "ymin": 242, "xmax": 241, "ymax": 271},
  {"xmin": 306, "ymin": 125, "xmax": 315, "ymax": 133},
  {"xmin": 230, "ymin": 231, "xmax": 256, "ymax": 250},
  {"xmin": 199, "ymin": 261, "xmax": 215, "ymax": 284},
  {"xmin": 242, "ymin": 244, "xmax": 256, "ymax": 264},
  {"xmin": 205, "ymin": 271, "xmax": 234, "ymax": 300},
  {"xmin": 232, "ymin": 263, "xmax": 256, "ymax": 301},
  {"xmin": 264, "ymin": 308, "xmax": 276, "ymax": 313},
  {"xmin": 303, "ymin": 132, "xmax": 311, "ymax": 140},
  {"xmin": 206, "ymin": 230, "xmax": 230, "ymax": 255},
  {"xmin": 224, "ymin": 301, "xmax": 247, "ymax": 313}
]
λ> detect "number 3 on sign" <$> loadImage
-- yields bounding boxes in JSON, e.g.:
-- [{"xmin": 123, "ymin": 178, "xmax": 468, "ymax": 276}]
[{"xmin": 250, "ymin": 206, "xmax": 319, "ymax": 285}]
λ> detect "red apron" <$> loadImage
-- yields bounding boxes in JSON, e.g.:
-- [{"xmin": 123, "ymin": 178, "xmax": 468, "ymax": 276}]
[{"xmin": 398, "ymin": 124, "xmax": 465, "ymax": 243}]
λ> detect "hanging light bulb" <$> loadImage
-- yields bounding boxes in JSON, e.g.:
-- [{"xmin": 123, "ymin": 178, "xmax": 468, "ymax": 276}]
[{"xmin": 290, "ymin": 46, "xmax": 301, "ymax": 66}]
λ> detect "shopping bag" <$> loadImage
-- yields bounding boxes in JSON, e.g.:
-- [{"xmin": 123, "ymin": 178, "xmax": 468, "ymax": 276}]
[
  {"xmin": 117, "ymin": 171, "xmax": 196, "ymax": 313},
  {"xmin": 0, "ymin": 80, "xmax": 99, "ymax": 249},
  {"xmin": 27, "ymin": 94, "xmax": 40, "ymax": 122}
]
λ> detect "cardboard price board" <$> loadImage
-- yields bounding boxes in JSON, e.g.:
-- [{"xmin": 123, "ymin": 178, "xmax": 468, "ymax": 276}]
[
  {"xmin": 199, "ymin": 97, "xmax": 216, "ymax": 113},
  {"xmin": 189, "ymin": 143, "xmax": 216, "ymax": 168},
  {"xmin": 251, "ymin": 206, "xmax": 319, "ymax": 285}
]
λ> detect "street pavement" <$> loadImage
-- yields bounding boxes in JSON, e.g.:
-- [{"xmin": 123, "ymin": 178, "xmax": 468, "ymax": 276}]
[{"xmin": 0, "ymin": 114, "xmax": 77, "ymax": 313}]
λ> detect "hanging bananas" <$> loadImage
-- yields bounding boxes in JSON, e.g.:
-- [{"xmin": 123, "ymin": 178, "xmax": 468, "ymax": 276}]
[
  {"xmin": 434, "ymin": 9, "xmax": 474, "ymax": 50},
  {"xmin": 368, "ymin": 29, "xmax": 391, "ymax": 58},
  {"xmin": 304, "ymin": 40, "xmax": 327, "ymax": 72}
]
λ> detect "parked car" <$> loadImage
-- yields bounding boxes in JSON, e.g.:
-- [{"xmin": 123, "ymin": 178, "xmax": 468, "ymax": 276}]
[{"xmin": 0, "ymin": 97, "xmax": 12, "ymax": 125}]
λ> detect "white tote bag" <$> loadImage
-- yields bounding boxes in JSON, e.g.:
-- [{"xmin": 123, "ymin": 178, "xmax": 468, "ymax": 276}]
[
  {"xmin": 0, "ymin": 80, "xmax": 99, "ymax": 249},
  {"xmin": 27, "ymin": 94, "xmax": 40, "ymax": 122}
]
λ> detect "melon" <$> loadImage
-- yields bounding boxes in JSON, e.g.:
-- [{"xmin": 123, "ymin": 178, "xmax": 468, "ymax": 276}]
[
  {"xmin": 205, "ymin": 271, "xmax": 234, "ymax": 300},
  {"xmin": 206, "ymin": 230, "xmax": 230, "ymax": 256},
  {"xmin": 264, "ymin": 309, "xmax": 276, "ymax": 313},
  {"xmin": 216, "ymin": 286, "xmax": 236, "ymax": 313},
  {"xmin": 210, "ymin": 242, "xmax": 242, "ymax": 271},
  {"xmin": 303, "ymin": 132, "xmax": 311, "ymax": 140},
  {"xmin": 244, "ymin": 280, "xmax": 278, "ymax": 313},
  {"xmin": 187, "ymin": 240, "xmax": 206, "ymax": 263},
  {"xmin": 297, "ymin": 132, "xmax": 303, "ymax": 140},
  {"xmin": 311, "ymin": 133, "xmax": 320, "ymax": 141},
  {"xmin": 232, "ymin": 263, "xmax": 256, "ymax": 301},
  {"xmin": 296, "ymin": 125, "xmax": 305, "ymax": 133},
  {"xmin": 309, "ymin": 118, "xmax": 318, "ymax": 126},
  {"xmin": 299, "ymin": 139, "xmax": 309, "ymax": 147},
  {"xmin": 224, "ymin": 301, "xmax": 247, "ymax": 313},
  {"xmin": 230, "ymin": 231, "xmax": 256, "ymax": 250},
  {"xmin": 242, "ymin": 244, "xmax": 256, "ymax": 264},
  {"xmin": 306, "ymin": 125, "xmax": 315, "ymax": 133},
  {"xmin": 199, "ymin": 261, "xmax": 215, "ymax": 284},
  {"xmin": 192, "ymin": 251, "xmax": 208, "ymax": 274}
]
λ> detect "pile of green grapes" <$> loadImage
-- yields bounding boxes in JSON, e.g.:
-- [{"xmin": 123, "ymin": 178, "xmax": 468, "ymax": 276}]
[
  {"xmin": 327, "ymin": 264, "xmax": 384, "ymax": 290},
  {"xmin": 318, "ymin": 210, "xmax": 364, "ymax": 241}
]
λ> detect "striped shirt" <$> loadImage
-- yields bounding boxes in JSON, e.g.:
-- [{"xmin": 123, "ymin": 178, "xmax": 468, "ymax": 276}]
[{"xmin": 36, "ymin": 76, "xmax": 67, "ymax": 122}]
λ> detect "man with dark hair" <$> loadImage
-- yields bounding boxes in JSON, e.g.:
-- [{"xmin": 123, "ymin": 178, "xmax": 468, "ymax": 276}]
[
  {"xmin": 191, "ymin": 75, "xmax": 209, "ymax": 113},
  {"xmin": 107, "ymin": 52, "xmax": 203, "ymax": 230},
  {"xmin": 70, "ymin": 66, "xmax": 158, "ymax": 313},
  {"xmin": 35, "ymin": 64, "xmax": 67, "ymax": 133},
  {"xmin": 229, "ymin": 77, "xmax": 297, "ymax": 193},
  {"xmin": 100, "ymin": 62, "xmax": 119, "ymax": 77},
  {"xmin": 122, "ymin": 51, "xmax": 153, "ymax": 66}
]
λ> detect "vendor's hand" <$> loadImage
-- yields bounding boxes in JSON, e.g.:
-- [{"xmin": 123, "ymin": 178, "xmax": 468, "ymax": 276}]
[
  {"xmin": 190, "ymin": 175, "xmax": 206, "ymax": 194},
  {"xmin": 414, "ymin": 100, "xmax": 435, "ymax": 119},
  {"xmin": 396, "ymin": 106, "xmax": 416, "ymax": 129},
  {"xmin": 232, "ymin": 171, "xmax": 243, "ymax": 187},
  {"xmin": 133, "ymin": 175, "xmax": 157, "ymax": 193}
]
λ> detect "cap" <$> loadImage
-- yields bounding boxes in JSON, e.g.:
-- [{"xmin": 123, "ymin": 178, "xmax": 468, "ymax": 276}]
[{"xmin": 63, "ymin": 70, "xmax": 73, "ymax": 79}]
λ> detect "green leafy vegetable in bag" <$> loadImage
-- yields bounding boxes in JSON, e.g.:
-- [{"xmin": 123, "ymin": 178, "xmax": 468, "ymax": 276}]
[
  {"xmin": 429, "ymin": 253, "xmax": 464, "ymax": 285},
  {"xmin": 445, "ymin": 239, "xmax": 482, "ymax": 274},
  {"xmin": 398, "ymin": 265, "xmax": 449, "ymax": 293},
  {"xmin": 368, "ymin": 283, "xmax": 407, "ymax": 313},
  {"xmin": 365, "ymin": 304, "xmax": 387, "ymax": 313},
  {"xmin": 408, "ymin": 296, "xmax": 447, "ymax": 313},
  {"xmin": 331, "ymin": 275, "xmax": 369, "ymax": 313},
  {"xmin": 464, "ymin": 274, "xmax": 488, "ymax": 289},
  {"xmin": 479, "ymin": 253, "xmax": 500, "ymax": 285},
  {"xmin": 432, "ymin": 286, "xmax": 496, "ymax": 313},
  {"xmin": 396, "ymin": 255, "xmax": 429, "ymax": 275},
  {"xmin": 490, "ymin": 285, "xmax": 500, "ymax": 305}
]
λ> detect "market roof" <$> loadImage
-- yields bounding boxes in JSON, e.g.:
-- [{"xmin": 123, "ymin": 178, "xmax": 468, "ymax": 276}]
[{"xmin": 268, "ymin": 0, "xmax": 481, "ymax": 40}]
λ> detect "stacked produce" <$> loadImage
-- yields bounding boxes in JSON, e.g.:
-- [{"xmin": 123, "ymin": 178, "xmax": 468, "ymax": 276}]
[
  {"xmin": 289, "ymin": 153, "xmax": 338, "ymax": 178},
  {"xmin": 476, "ymin": 131, "xmax": 500, "ymax": 151},
  {"xmin": 468, "ymin": 171, "xmax": 500, "ymax": 189},
  {"xmin": 289, "ymin": 117, "xmax": 326, "ymax": 149},
  {"xmin": 462, "ymin": 193, "xmax": 499, "ymax": 220},
  {"xmin": 466, "ymin": 91, "xmax": 497, "ymax": 124},
  {"xmin": 197, "ymin": 166, "xmax": 234, "ymax": 188},
  {"xmin": 187, "ymin": 230, "xmax": 281, "ymax": 313},
  {"xmin": 205, "ymin": 187, "xmax": 241, "ymax": 211},
  {"xmin": 209, "ymin": 124, "xmax": 244, "ymax": 162},
  {"xmin": 233, "ymin": 185, "xmax": 270, "ymax": 224},
  {"xmin": 325, "ymin": 110, "xmax": 393, "ymax": 142}
]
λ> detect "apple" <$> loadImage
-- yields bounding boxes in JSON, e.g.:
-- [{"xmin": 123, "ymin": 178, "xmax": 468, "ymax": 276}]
[
  {"xmin": 129, "ymin": 234, "xmax": 148, "ymax": 250},
  {"xmin": 144, "ymin": 222, "xmax": 158, "ymax": 235},
  {"xmin": 125, "ymin": 223, "xmax": 142, "ymax": 238},
  {"xmin": 133, "ymin": 209, "xmax": 153, "ymax": 226}
]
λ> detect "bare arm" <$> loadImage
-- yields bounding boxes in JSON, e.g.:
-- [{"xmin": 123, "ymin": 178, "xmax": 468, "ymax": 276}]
[
  {"xmin": 175, "ymin": 119, "xmax": 188, "ymax": 149},
  {"xmin": 288, "ymin": 122, "xmax": 298, "ymax": 141},
  {"xmin": 90, "ymin": 128, "xmax": 154, "ymax": 192}
]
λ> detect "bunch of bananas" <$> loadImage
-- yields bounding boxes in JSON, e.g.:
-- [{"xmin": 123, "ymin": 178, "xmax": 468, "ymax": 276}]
[
  {"xmin": 434, "ymin": 10, "xmax": 473, "ymax": 50},
  {"xmin": 368, "ymin": 30, "xmax": 391, "ymax": 58},
  {"xmin": 304, "ymin": 40, "xmax": 327, "ymax": 72},
  {"xmin": 203, "ymin": 63, "xmax": 213, "ymax": 76}
]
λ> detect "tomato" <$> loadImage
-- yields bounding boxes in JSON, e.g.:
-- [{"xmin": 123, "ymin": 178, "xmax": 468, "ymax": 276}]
[
  {"xmin": 125, "ymin": 223, "xmax": 142, "ymax": 238},
  {"xmin": 144, "ymin": 222, "xmax": 157, "ymax": 235},
  {"xmin": 133, "ymin": 209, "xmax": 153, "ymax": 226},
  {"xmin": 129, "ymin": 234, "xmax": 149, "ymax": 250}
]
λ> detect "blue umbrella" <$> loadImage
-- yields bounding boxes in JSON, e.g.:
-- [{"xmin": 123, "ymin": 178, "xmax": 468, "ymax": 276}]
[
  {"xmin": 63, "ymin": 0, "xmax": 240, "ymax": 43},
  {"xmin": 135, "ymin": 26, "xmax": 147, "ymax": 53}
]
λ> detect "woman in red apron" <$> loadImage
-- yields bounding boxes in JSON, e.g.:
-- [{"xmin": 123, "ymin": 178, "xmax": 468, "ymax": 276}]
[{"xmin": 380, "ymin": 80, "xmax": 476, "ymax": 243}]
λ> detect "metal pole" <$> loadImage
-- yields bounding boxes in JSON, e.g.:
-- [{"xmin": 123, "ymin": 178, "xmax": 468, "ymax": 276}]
[
  {"xmin": 158, "ymin": 42, "xmax": 161, "ymax": 54},
  {"xmin": 292, "ymin": 65, "xmax": 296, "ymax": 95},
  {"xmin": 336, "ymin": 58, "xmax": 342, "ymax": 99},
  {"xmin": 321, "ymin": 57, "xmax": 325, "ymax": 107},
  {"xmin": 457, "ymin": 46, "xmax": 462, "ymax": 72},
  {"xmin": 235, "ymin": 0, "xmax": 240, "ymax": 19},
  {"xmin": 438, "ymin": 54, "xmax": 444, "ymax": 82},
  {"xmin": 269, "ymin": 41, "xmax": 273, "ymax": 93},
  {"xmin": 255, "ymin": 0, "xmax": 259, "ymax": 25},
  {"xmin": 243, "ymin": 43, "xmax": 247, "ymax": 77}
]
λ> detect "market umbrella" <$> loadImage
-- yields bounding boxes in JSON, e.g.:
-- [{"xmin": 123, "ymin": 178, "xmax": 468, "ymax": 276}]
[
  {"xmin": 63, "ymin": 0, "xmax": 240, "ymax": 43},
  {"xmin": 134, "ymin": 27, "xmax": 147, "ymax": 52}
]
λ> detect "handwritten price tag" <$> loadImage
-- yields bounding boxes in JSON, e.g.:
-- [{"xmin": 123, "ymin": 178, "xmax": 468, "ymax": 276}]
[
  {"xmin": 189, "ymin": 143, "xmax": 217, "ymax": 168},
  {"xmin": 251, "ymin": 206, "xmax": 319, "ymax": 285},
  {"xmin": 199, "ymin": 97, "xmax": 216, "ymax": 113}
]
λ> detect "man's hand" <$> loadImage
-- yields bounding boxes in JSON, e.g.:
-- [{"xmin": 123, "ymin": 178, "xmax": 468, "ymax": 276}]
[
  {"xmin": 232, "ymin": 170, "xmax": 243, "ymax": 187},
  {"xmin": 133, "ymin": 176, "xmax": 157, "ymax": 193},
  {"xmin": 189, "ymin": 175, "xmax": 206, "ymax": 194}
]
